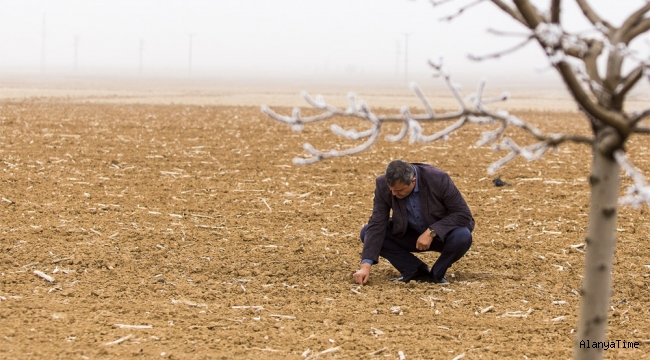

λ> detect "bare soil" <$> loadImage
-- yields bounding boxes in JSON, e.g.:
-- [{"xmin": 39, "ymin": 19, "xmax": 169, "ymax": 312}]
[{"xmin": 1, "ymin": 94, "xmax": 650, "ymax": 359}]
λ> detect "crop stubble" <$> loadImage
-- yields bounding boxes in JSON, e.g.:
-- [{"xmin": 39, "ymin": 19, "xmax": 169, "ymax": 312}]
[{"xmin": 0, "ymin": 101, "xmax": 649, "ymax": 359}]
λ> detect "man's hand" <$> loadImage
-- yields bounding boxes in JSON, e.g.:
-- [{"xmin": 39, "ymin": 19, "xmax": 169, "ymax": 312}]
[
  {"xmin": 353, "ymin": 263, "xmax": 371, "ymax": 285},
  {"xmin": 416, "ymin": 229, "xmax": 434, "ymax": 250}
]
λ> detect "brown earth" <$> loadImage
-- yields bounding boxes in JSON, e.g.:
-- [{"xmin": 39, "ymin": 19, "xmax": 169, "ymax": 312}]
[{"xmin": 1, "ymin": 92, "xmax": 650, "ymax": 359}]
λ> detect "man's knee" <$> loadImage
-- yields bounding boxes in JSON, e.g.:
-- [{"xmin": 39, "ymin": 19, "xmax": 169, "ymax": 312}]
[
  {"xmin": 360, "ymin": 224, "xmax": 368, "ymax": 243},
  {"xmin": 447, "ymin": 227, "xmax": 472, "ymax": 251}
]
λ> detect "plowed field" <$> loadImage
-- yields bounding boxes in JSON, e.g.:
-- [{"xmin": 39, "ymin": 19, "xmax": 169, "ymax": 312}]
[{"xmin": 1, "ymin": 94, "xmax": 649, "ymax": 359}]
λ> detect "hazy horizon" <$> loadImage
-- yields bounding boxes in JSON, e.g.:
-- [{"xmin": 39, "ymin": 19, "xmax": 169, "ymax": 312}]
[{"xmin": 2, "ymin": 1, "xmax": 650, "ymax": 91}]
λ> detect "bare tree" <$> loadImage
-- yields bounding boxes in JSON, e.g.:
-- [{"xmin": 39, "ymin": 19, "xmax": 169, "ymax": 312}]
[{"xmin": 262, "ymin": 1, "xmax": 650, "ymax": 359}]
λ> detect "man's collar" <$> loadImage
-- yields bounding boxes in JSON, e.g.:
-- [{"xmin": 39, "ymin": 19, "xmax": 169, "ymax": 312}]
[{"xmin": 412, "ymin": 165, "xmax": 419, "ymax": 193}]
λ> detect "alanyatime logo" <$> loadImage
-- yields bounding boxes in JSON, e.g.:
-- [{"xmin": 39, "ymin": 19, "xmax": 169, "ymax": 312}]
[{"xmin": 579, "ymin": 340, "xmax": 641, "ymax": 350}]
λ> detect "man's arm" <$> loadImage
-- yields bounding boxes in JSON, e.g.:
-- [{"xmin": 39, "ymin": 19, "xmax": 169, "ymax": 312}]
[
  {"xmin": 353, "ymin": 178, "xmax": 391, "ymax": 285},
  {"xmin": 429, "ymin": 173, "xmax": 474, "ymax": 240},
  {"xmin": 359, "ymin": 178, "xmax": 392, "ymax": 263}
]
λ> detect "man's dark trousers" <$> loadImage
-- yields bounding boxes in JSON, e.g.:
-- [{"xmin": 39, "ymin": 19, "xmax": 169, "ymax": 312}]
[{"xmin": 360, "ymin": 223, "xmax": 472, "ymax": 280}]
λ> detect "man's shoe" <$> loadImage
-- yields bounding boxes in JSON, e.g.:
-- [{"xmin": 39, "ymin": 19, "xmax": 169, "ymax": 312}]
[
  {"xmin": 432, "ymin": 276, "xmax": 449, "ymax": 284},
  {"xmin": 390, "ymin": 264, "xmax": 431, "ymax": 283}
]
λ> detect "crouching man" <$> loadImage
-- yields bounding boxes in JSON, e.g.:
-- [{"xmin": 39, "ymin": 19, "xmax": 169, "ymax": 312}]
[{"xmin": 353, "ymin": 160, "xmax": 474, "ymax": 285}]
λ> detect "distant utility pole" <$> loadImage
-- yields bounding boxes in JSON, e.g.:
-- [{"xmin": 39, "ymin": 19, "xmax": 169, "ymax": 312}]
[
  {"xmin": 74, "ymin": 36, "xmax": 80, "ymax": 73},
  {"xmin": 395, "ymin": 40, "xmax": 401, "ymax": 78},
  {"xmin": 139, "ymin": 39, "xmax": 144, "ymax": 75},
  {"xmin": 188, "ymin": 33, "xmax": 194, "ymax": 77},
  {"xmin": 403, "ymin": 33, "xmax": 410, "ymax": 83},
  {"xmin": 41, "ymin": 13, "xmax": 46, "ymax": 75}
]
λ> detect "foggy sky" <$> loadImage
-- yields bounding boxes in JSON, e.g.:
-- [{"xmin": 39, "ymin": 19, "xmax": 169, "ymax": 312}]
[{"xmin": 1, "ymin": 0, "xmax": 649, "ymax": 87}]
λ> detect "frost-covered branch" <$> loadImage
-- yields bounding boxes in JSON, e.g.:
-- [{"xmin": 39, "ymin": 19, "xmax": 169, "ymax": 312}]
[
  {"xmin": 486, "ymin": 28, "xmax": 532, "ymax": 37},
  {"xmin": 263, "ymin": 61, "xmax": 593, "ymax": 170},
  {"xmin": 620, "ymin": 3, "xmax": 650, "ymax": 43},
  {"xmin": 624, "ymin": 17, "xmax": 650, "ymax": 44},
  {"xmin": 468, "ymin": 35, "xmax": 534, "ymax": 61},
  {"xmin": 575, "ymin": 0, "xmax": 613, "ymax": 31},
  {"xmin": 614, "ymin": 150, "xmax": 650, "ymax": 207},
  {"xmin": 437, "ymin": 0, "xmax": 648, "ymax": 138},
  {"xmin": 511, "ymin": 0, "xmax": 544, "ymax": 28},
  {"xmin": 618, "ymin": 65, "xmax": 646, "ymax": 98},
  {"xmin": 550, "ymin": 0, "xmax": 561, "ymax": 24},
  {"xmin": 488, "ymin": 0, "xmax": 526, "ymax": 24},
  {"xmin": 437, "ymin": 0, "xmax": 487, "ymax": 21}
]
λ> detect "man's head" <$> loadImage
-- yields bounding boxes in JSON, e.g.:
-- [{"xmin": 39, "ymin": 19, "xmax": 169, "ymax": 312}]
[{"xmin": 385, "ymin": 160, "xmax": 416, "ymax": 199}]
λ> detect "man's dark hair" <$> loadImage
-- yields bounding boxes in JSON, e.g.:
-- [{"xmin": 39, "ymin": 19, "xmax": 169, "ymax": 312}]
[{"xmin": 385, "ymin": 160, "xmax": 415, "ymax": 187}]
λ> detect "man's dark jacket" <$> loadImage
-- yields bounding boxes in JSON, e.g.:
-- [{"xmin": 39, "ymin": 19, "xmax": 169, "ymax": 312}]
[{"xmin": 362, "ymin": 163, "xmax": 475, "ymax": 263}]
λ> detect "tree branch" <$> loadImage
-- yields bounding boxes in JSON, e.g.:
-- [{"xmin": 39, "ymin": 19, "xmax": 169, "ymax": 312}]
[
  {"xmin": 616, "ymin": 64, "xmax": 645, "ymax": 98},
  {"xmin": 489, "ymin": 0, "xmax": 527, "ymax": 25},
  {"xmin": 582, "ymin": 39, "xmax": 604, "ymax": 82},
  {"xmin": 575, "ymin": 0, "xmax": 613, "ymax": 31},
  {"xmin": 486, "ymin": 28, "xmax": 531, "ymax": 37},
  {"xmin": 430, "ymin": 0, "xmax": 455, "ymax": 6},
  {"xmin": 624, "ymin": 17, "xmax": 650, "ymax": 44},
  {"xmin": 620, "ymin": 2, "xmax": 650, "ymax": 39},
  {"xmin": 438, "ymin": 0, "xmax": 488, "ymax": 22},
  {"xmin": 555, "ymin": 61, "xmax": 630, "ymax": 135},
  {"xmin": 263, "ymin": 62, "xmax": 593, "ymax": 170},
  {"xmin": 512, "ymin": 0, "xmax": 544, "ymax": 29},
  {"xmin": 614, "ymin": 150, "xmax": 650, "ymax": 207},
  {"xmin": 631, "ymin": 107, "xmax": 650, "ymax": 126},
  {"xmin": 633, "ymin": 125, "xmax": 650, "ymax": 134},
  {"xmin": 550, "ymin": 0, "xmax": 561, "ymax": 24},
  {"xmin": 468, "ymin": 35, "xmax": 534, "ymax": 61}
]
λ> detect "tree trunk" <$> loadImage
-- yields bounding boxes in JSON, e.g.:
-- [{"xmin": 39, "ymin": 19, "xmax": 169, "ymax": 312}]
[{"xmin": 574, "ymin": 148, "xmax": 621, "ymax": 360}]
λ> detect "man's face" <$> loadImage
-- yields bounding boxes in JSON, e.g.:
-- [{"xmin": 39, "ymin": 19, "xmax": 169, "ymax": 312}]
[{"xmin": 389, "ymin": 178, "xmax": 416, "ymax": 199}]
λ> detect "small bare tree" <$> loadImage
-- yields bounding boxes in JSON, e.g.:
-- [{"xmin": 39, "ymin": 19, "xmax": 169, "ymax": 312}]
[{"xmin": 262, "ymin": 1, "xmax": 650, "ymax": 359}]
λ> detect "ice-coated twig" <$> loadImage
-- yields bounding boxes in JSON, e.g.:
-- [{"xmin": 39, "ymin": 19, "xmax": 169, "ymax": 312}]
[
  {"xmin": 386, "ymin": 121, "xmax": 409, "ymax": 142},
  {"xmin": 263, "ymin": 59, "xmax": 593, "ymax": 169},
  {"xmin": 430, "ymin": 0, "xmax": 454, "ymax": 7},
  {"xmin": 429, "ymin": 59, "xmax": 467, "ymax": 112},
  {"xmin": 472, "ymin": 79, "xmax": 487, "ymax": 108},
  {"xmin": 417, "ymin": 116, "xmax": 468, "ymax": 143},
  {"xmin": 488, "ymin": 149, "xmax": 518, "ymax": 175},
  {"xmin": 631, "ymin": 107, "xmax": 650, "ymax": 126},
  {"xmin": 614, "ymin": 150, "xmax": 650, "ymax": 207},
  {"xmin": 535, "ymin": 23, "xmax": 564, "ymax": 48},
  {"xmin": 469, "ymin": 36, "xmax": 534, "ymax": 61},
  {"xmin": 488, "ymin": 137, "xmax": 554, "ymax": 174},
  {"xmin": 330, "ymin": 124, "xmax": 374, "ymax": 140},
  {"xmin": 410, "ymin": 82, "xmax": 435, "ymax": 117},
  {"xmin": 487, "ymin": 28, "xmax": 534, "ymax": 37},
  {"xmin": 438, "ymin": 0, "xmax": 487, "ymax": 22},
  {"xmin": 294, "ymin": 127, "xmax": 381, "ymax": 165},
  {"xmin": 476, "ymin": 122, "xmax": 506, "ymax": 147}
]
